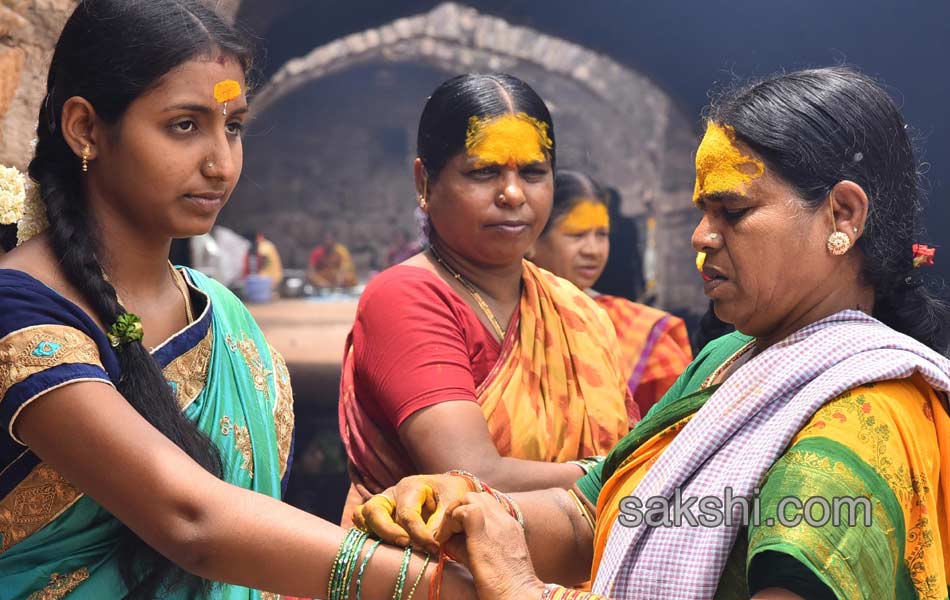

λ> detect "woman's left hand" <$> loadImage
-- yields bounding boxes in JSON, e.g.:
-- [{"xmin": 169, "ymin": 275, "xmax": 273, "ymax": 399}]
[{"xmin": 439, "ymin": 492, "xmax": 546, "ymax": 600}]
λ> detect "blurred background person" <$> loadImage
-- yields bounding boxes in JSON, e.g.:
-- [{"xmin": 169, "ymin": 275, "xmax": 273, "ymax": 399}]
[
  {"xmin": 530, "ymin": 170, "xmax": 693, "ymax": 416},
  {"xmin": 307, "ymin": 228, "xmax": 357, "ymax": 291},
  {"xmin": 385, "ymin": 227, "xmax": 422, "ymax": 267},
  {"xmin": 244, "ymin": 230, "xmax": 284, "ymax": 284}
]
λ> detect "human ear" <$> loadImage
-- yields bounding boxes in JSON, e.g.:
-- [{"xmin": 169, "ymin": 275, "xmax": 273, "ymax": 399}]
[{"xmin": 60, "ymin": 96, "xmax": 102, "ymax": 163}]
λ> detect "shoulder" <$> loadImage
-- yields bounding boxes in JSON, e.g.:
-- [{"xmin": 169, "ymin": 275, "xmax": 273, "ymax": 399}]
[
  {"xmin": 354, "ymin": 266, "xmax": 471, "ymax": 340},
  {"xmin": 796, "ymin": 375, "xmax": 941, "ymax": 445},
  {"xmin": 0, "ymin": 269, "xmax": 102, "ymax": 339},
  {"xmin": 359, "ymin": 265, "xmax": 454, "ymax": 306}
]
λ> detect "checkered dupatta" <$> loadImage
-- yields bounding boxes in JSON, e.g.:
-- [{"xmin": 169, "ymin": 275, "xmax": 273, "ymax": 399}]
[{"xmin": 593, "ymin": 310, "xmax": 950, "ymax": 599}]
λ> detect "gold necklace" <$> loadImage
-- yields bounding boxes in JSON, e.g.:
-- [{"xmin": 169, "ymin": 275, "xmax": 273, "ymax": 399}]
[{"xmin": 429, "ymin": 246, "xmax": 507, "ymax": 339}]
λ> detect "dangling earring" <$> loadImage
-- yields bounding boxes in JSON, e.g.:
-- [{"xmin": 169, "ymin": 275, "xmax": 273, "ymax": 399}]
[
  {"xmin": 81, "ymin": 144, "xmax": 90, "ymax": 173},
  {"xmin": 418, "ymin": 178, "xmax": 429, "ymax": 210},
  {"xmin": 825, "ymin": 194, "xmax": 852, "ymax": 256}
]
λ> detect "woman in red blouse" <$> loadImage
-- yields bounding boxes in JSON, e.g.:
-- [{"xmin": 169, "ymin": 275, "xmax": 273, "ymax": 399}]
[{"xmin": 338, "ymin": 74, "xmax": 637, "ymax": 523}]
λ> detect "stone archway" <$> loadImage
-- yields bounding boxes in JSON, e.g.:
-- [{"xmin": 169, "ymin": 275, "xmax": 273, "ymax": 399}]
[{"xmin": 234, "ymin": 3, "xmax": 703, "ymax": 310}]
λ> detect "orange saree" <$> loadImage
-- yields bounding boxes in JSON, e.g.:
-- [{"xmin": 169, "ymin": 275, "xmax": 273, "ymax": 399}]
[{"xmin": 593, "ymin": 295, "xmax": 692, "ymax": 416}]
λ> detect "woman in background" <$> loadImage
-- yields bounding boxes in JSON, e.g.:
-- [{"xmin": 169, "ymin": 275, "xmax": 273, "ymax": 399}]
[{"xmin": 530, "ymin": 170, "xmax": 692, "ymax": 416}]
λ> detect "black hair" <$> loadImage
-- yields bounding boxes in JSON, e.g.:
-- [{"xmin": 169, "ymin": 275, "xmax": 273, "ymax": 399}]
[
  {"xmin": 27, "ymin": 1, "xmax": 252, "ymax": 596},
  {"xmin": 416, "ymin": 73, "xmax": 556, "ymax": 180},
  {"xmin": 707, "ymin": 66, "xmax": 949, "ymax": 356},
  {"xmin": 541, "ymin": 169, "xmax": 607, "ymax": 235}
]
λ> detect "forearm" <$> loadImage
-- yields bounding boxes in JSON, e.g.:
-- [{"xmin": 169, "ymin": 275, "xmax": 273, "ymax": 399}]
[
  {"xmin": 184, "ymin": 478, "xmax": 475, "ymax": 598},
  {"xmin": 509, "ymin": 487, "xmax": 595, "ymax": 586},
  {"xmin": 474, "ymin": 456, "xmax": 585, "ymax": 493}
]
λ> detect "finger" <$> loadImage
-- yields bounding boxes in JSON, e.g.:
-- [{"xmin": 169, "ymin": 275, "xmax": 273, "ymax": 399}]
[
  {"xmin": 396, "ymin": 484, "xmax": 439, "ymax": 552},
  {"xmin": 443, "ymin": 534, "xmax": 470, "ymax": 566},
  {"xmin": 352, "ymin": 504, "xmax": 367, "ymax": 531},
  {"xmin": 363, "ymin": 496, "xmax": 410, "ymax": 546}
]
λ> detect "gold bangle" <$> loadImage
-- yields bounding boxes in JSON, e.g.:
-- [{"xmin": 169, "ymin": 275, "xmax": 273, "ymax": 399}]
[{"xmin": 566, "ymin": 489, "xmax": 596, "ymax": 534}]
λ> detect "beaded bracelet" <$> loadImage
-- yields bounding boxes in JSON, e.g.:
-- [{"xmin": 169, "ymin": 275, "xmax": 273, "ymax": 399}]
[
  {"xmin": 328, "ymin": 528, "xmax": 369, "ymax": 600},
  {"xmin": 446, "ymin": 469, "xmax": 485, "ymax": 493},
  {"xmin": 391, "ymin": 545, "xmax": 414, "ymax": 600},
  {"xmin": 405, "ymin": 552, "xmax": 431, "ymax": 599},
  {"xmin": 481, "ymin": 482, "xmax": 525, "ymax": 528},
  {"xmin": 541, "ymin": 583, "xmax": 611, "ymax": 599},
  {"xmin": 354, "ymin": 539, "xmax": 382, "ymax": 600}
]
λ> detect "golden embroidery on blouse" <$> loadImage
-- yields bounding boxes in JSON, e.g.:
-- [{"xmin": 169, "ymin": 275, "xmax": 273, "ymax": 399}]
[
  {"xmin": 226, "ymin": 334, "xmax": 272, "ymax": 402},
  {"xmin": 26, "ymin": 567, "xmax": 90, "ymax": 599},
  {"xmin": 270, "ymin": 346, "xmax": 295, "ymax": 478},
  {"xmin": 220, "ymin": 416, "xmax": 254, "ymax": 479},
  {"xmin": 259, "ymin": 592, "xmax": 279, "ymax": 600},
  {"xmin": 0, "ymin": 464, "xmax": 82, "ymax": 554},
  {"xmin": 0, "ymin": 325, "xmax": 104, "ymax": 399},
  {"xmin": 162, "ymin": 325, "xmax": 213, "ymax": 410}
]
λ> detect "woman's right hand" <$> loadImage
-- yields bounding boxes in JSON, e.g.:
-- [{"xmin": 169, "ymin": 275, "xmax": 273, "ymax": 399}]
[
  {"xmin": 353, "ymin": 473, "xmax": 474, "ymax": 554},
  {"xmin": 440, "ymin": 492, "xmax": 545, "ymax": 600}
]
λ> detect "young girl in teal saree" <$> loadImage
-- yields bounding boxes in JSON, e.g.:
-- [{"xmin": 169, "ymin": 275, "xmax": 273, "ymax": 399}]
[
  {"xmin": 0, "ymin": 1, "xmax": 475, "ymax": 597},
  {"xmin": 0, "ymin": 268, "xmax": 293, "ymax": 597}
]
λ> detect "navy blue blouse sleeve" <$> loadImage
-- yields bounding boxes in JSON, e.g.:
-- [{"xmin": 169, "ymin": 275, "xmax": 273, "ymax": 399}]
[{"xmin": 0, "ymin": 269, "xmax": 117, "ymax": 446}]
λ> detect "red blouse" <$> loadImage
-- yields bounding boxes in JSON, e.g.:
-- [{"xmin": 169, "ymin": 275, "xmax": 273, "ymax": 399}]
[{"xmin": 351, "ymin": 266, "xmax": 507, "ymax": 435}]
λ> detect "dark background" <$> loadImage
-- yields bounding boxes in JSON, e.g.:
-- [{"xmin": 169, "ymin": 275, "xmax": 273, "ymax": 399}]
[{"xmin": 241, "ymin": 0, "xmax": 950, "ymax": 282}]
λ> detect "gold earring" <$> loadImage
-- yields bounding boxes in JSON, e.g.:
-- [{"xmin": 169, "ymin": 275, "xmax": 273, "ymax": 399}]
[
  {"xmin": 418, "ymin": 178, "xmax": 428, "ymax": 210},
  {"xmin": 826, "ymin": 194, "xmax": 852, "ymax": 256},
  {"xmin": 81, "ymin": 144, "xmax": 90, "ymax": 173}
]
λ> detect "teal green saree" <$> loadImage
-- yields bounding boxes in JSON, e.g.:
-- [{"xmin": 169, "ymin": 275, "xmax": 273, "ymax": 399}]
[{"xmin": 0, "ymin": 267, "xmax": 294, "ymax": 598}]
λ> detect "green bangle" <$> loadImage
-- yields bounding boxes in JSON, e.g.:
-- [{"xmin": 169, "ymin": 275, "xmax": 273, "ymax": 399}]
[
  {"xmin": 340, "ymin": 532, "xmax": 368, "ymax": 598},
  {"xmin": 355, "ymin": 539, "xmax": 382, "ymax": 600},
  {"xmin": 405, "ymin": 553, "xmax": 431, "ymax": 599},
  {"xmin": 329, "ymin": 528, "xmax": 368, "ymax": 600},
  {"xmin": 391, "ymin": 545, "xmax": 413, "ymax": 600}
]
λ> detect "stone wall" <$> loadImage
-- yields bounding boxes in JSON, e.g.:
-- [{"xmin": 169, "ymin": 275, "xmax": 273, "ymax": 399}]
[
  {"xmin": 0, "ymin": 0, "xmax": 78, "ymax": 171},
  {"xmin": 230, "ymin": 2, "xmax": 705, "ymax": 311}
]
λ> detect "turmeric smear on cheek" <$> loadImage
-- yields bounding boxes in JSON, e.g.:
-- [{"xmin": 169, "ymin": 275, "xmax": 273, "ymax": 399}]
[
  {"xmin": 692, "ymin": 122, "xmax": 764, "ymax": 203},
  {"xmin": 465, "ymin": 112, "xmax": 553, "ymax": 168}
]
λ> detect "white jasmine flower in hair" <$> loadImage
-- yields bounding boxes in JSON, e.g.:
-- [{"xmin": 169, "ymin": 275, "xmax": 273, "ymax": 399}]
[
  {"xmin": 17, "ymin": 180, "xmax": 48, "ymax": 246},
  {"xmin": 0, "ymin": 164, "xmax": 27, "ymax": 225}
]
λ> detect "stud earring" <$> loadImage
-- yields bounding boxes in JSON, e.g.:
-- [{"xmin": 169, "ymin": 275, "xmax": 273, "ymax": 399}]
[
  {"xmin": 81, "ymin": 144, "xmax": 90, "ymax": 173},
  {"xmin": 826, "ymin": 194, "xmax": 852, "ymax": 256}
]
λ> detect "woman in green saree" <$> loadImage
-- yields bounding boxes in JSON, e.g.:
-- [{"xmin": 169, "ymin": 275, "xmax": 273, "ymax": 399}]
[
  {"xmin": 0, "ymin": 1, "xmax": 475, "ymax": 597},
  {"xmin": 356, "ymin": 67, "xmax": 950, "ymax": 600}
]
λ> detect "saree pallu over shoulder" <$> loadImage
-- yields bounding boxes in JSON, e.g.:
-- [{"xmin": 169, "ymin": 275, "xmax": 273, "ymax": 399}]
[
  {"xmin": 0, "ymin": 268, "xmax": 293, "ymax": 599},
  {"xmin": 592, "ymin": 311, "xmax": 950, "ymax": 600},
  {"xmin": 339, "ymin": 260, "xmax": 631, "ymax": 497}
]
